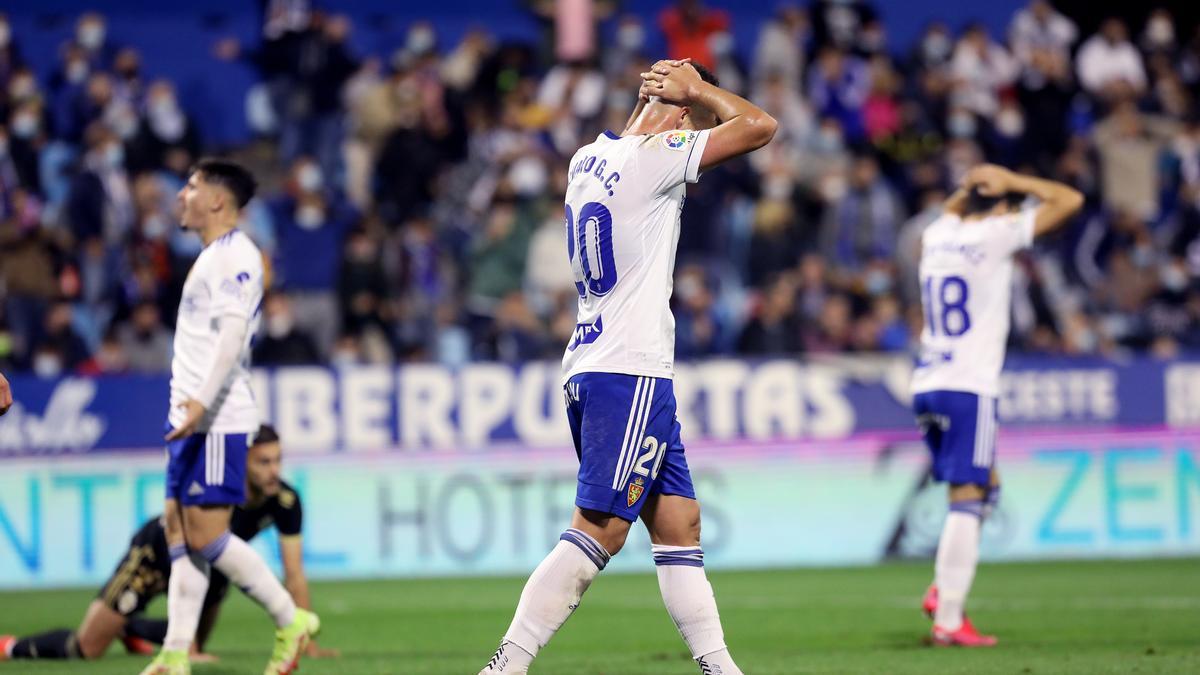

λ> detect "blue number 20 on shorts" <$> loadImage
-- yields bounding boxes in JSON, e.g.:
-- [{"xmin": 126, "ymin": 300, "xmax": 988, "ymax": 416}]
[
  {"xmin": 164, "ymin": 422, "xmax": 250, "ymax": 506},
  {"xmin": 565, "ymin": 372, "xmax": 696, "ymax": 522}
]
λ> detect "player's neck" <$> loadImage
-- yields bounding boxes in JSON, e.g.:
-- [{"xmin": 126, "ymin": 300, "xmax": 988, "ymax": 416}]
[
  {"xmin": 625, "ymin": 107, "xmax": 679, "ymax": 137},
  {"xmin": 198, "ymin": 218, "xmax": 239, "ymax": 247}
]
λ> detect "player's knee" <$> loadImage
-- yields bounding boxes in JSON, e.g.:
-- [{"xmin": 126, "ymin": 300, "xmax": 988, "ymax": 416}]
[
  {"xmin": 74, "ymin": 632, "xmax": 105, "ymax": 659},
  {"xmin": 573, "ymin": 509, "xmax": 632, "ymax": 556},
  {"xmin": 948, "ymin": 483, "xmax": 987, "ymax": 503}
]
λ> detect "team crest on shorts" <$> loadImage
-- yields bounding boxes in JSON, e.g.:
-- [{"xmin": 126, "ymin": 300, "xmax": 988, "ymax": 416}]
[{"xmin": 627, "ymin": 476, "xmax": 645, "ymax": 507}]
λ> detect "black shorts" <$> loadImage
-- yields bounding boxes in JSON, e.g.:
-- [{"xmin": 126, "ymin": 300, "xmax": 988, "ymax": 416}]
[{"xmin": 96, "ymin": 518, "xmax": 171, "ymax": 616}]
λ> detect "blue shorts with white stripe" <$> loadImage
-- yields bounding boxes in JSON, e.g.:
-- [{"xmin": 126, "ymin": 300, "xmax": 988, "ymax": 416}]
[
  {"xmin": 913, "ymin": 390, "xmax": 997, "ymax": 487},
  {"xmin": 564, "ymin": 372, "xmax": 696, "ymax": 522},
  {"xmin": 164, "ymin": 422, "xmax": 250, "ymax": 506}
]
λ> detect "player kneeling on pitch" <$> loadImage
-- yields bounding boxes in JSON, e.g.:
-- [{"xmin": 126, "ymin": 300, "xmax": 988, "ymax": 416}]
[
  {"xmin": 478, "ymin": 58, "xmax": 776, "ymax": 675},
  {"xmin": 912, "ymin": 164, "xmax": 1082, "ymax": 646},
  {"xmin": 0, "ymin": 425, "xmax": 336, "ymax": 663}
]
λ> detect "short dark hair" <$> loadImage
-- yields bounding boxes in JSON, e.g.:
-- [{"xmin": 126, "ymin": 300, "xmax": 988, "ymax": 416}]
[
  {"xmin": 193, "ymin": 158, "xmax": 257, "ymax": 209},
  {"xmin": 252, "ymin": 423, "xmax": 280, "ymax": 446},
  {"xmin": 964, "ymin": 187, "xmax": 1024, "ymax": 215},
  {"xmin": 690, "ymin": 62, "xmax": 719, "ymax": 88}
]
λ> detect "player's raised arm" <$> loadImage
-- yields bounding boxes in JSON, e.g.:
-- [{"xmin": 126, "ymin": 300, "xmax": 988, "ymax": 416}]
[
  {"xmin": 965, "ymin": 164, "xmax": 1084, "ymax": 238},
  {"xmin": 642, "ymin": 62, "xmax": 777, "ymax": 171}
]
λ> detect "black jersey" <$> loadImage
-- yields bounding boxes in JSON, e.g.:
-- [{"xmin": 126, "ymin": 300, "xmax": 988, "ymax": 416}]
[{"xmin": 97, "ymin": 480, "xmax": 304, "ymax": 616}]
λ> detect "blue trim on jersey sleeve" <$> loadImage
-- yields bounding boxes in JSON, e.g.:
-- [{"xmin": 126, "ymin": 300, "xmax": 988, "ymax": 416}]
[{"xmin": 602, "ymin": 130, "xmax": 621, "ymax": 140}]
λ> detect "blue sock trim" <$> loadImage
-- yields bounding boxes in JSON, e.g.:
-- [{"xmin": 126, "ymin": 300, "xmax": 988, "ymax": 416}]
[
  {"xmin": 199, "ymin": 531, "xmax": 231, "ymax": 563},
  {"xmin": 559, "ymin": 528, "xmax": 611, "ymax": 570},
  {"xmin": 984, "ymin": 485, "xmax": 1001, "ymax": 518},
  {"xmin": 949, "ymin": 500, "xmax": 985, "ymax": 519},
  {"xmin": 653, "ymin": 547, "xmax": 705, "ymax": 567}
]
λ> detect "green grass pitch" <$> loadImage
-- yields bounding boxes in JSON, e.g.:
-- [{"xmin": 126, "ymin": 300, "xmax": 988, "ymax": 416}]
[{"xmin": 1, "ymin": 558, "xmax": 1197, "ymax": 674}]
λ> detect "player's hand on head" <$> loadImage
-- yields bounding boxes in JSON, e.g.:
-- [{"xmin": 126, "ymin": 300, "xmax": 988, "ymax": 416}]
[
  {"xmin": 165, "ymin": 399, "xmax": 207, "ymax": 441},
  {"xmin": 964, "ymin": 164, "xmax": 1013, "ymax": 197},
  {"xmin": 640, "ymin": 61, "xmax": 702, "ymax": 105}
]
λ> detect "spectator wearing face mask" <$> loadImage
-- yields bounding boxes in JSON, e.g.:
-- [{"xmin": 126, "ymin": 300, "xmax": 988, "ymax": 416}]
[
  {"xmin": 30, "ymin": 301, "xmax": 90, "ymax": 374},
  {"xmin": 127, "ymin": 80, "xmax": 201, "ymax": 175},
  {"xmin": 753, "ymin": 4, "xmax": 808, "ymax": 90},
  {"xmin": 910, "ymin": 22, "xmax": 954, "ymax": 74},
  {"xmin": 48, "ymin": 44, "xmax": 94, "ymax": 144},
  {"xmin": 269, "ymin": 157, "xmax": 359, "ymax": 357},
  {"xmin": 116, "ymin": 301, "xmax": 171, "ymax": 373},
  {"xmin": 820, "ymin": 153, "xmax": 902, "ymax": 273},
  {"xmin": 253, "ymin": 292, "xmax": 322, "ymax": 366},
  {"xmin": 66, "ymin": 122, "xmax": 133, "ymax": 245},
  {"xmin": 72, "ymin": 12, "xmax": 117, "ymax": 70}
]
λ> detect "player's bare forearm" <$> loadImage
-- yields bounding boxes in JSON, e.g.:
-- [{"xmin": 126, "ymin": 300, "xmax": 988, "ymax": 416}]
[
  {"xmin": 1006, "ymin": 172, "xmax": 1084, "ymax": 236},
  {"xmin": 944, "ymin": 188, "xmax": 969, "ymax": 216},
  {"xmin": 285, "ymin": 574, "xmax": 311, "ymax": 610},
  {"xmin": 622, "ymin": 93, "xmax": 649, "ymax": 135},
  {"xmin": 689, "ymin": 81, "xmax": 777, "ymax": 167}
]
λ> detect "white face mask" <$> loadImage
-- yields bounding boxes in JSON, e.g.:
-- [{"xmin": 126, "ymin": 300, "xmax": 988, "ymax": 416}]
[
  {"xmin": 295, "ymin": 204, "xmax": 325, "ymax": 229},
  {"xmin": 103, "ymin": 143, "xmax": 124, "ymax": 167},
  {"xmin": 764, "ymin": 175, "xmax": 793, "ymax": 200},
  {"xmin": 407, "ymin": 27, "xmax": 435, "ymax": 54},
  {"xmin": 617, "ymin": 24, "xmax": 644, "ymax": 50},
  {"xmin": 112, "ymin": 109, "xmax": 140, "ymax": 139},
  {"xmin": 708, "ymin": 32, "xmax": 733, "ymax": 57},
  {"xmin": 78, "ymin": 23, "xmax": 105, "ymax": 50},
  {"xmin": 66, "ymin": 61, "xmax": 89, "ymax": 84},
  {"xmin": 1161, "ymin": 265, "xmax": 1188, "ymax": 292},
  {"xmin": 34, "ymin": 352, "xmax": 63, "ymax": 378},
  {"xmin": 143, "ymin": 214, "xmax": 169, "ymax": 240},
  {"xmin": 948, "ymin": 112, "xmax": 977, "ymax": 138},
  {"xmin": 995, "ymin": 109, "xmax": 1025, "ymax": 138},
  {"xmin": 296, "ymin": 164, "xmax": 323, "ymax": 192},
  {"xmin": 267, "ymin": 315, "xmax": 293, "ymax": 338},
  {"xmin": 12, "ymin": 113, "xmax": 39, "ymax": 139},
  {"xmin": 1146, "ymin": 18, "xmax": 1174, "ymax": 47}
]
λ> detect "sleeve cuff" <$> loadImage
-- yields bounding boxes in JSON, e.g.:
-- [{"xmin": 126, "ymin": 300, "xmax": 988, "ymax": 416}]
[
  {"xmin": 1019, "ymin": 209, "xmax": 1036, "ymax": 248},
  {"xmin": 684, "ymin": 130, "xmax": 710, "ymax": 184}
]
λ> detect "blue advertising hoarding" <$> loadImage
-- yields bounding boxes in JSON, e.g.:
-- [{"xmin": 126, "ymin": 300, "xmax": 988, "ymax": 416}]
[{"xmin": 0, "ymin": 356, "xmax": 1195, "ymax": 457}]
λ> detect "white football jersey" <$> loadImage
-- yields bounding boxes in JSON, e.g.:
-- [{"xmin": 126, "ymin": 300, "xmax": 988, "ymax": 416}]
[
  {"xmin": 560, "ymin": 128, "xmax": 710, "ymax": 382},
  {"xmin": 170, "ymin": 229, "xmax": 264, "ymax": 434},
  {"xmin": 910, "ymin": 208, "xmax": 1036, "ymax": 397}
]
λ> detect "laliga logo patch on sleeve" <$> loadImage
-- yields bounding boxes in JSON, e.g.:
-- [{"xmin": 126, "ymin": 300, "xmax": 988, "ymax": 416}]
[{"xmin": 661, "ymin": 131, "xmax": 692, "ymax": 151}]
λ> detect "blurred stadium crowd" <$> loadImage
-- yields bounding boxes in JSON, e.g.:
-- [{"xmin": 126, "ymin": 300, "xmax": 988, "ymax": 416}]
[{"xmin": 1, "ymin": 0, "xmax": 1198, "ymax": 375}]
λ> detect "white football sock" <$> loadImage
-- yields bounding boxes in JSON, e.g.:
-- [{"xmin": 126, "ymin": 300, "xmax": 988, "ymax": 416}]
[
  {"xmin": 163, "ymin": 546, "xmax": 210, "ymax": 652},
  {"xmin": 652, "ymin": 545, "xmax": 742, "ymax": 674},
  {"xmin": 500, "ymin": 529, "xmax": 609, "ymax": 665},
  {"xmin": 204, "ymin": 532, "xmax": 296, "ymax": 628},
  {"xmin": 934, "ymin": 507, "xmax": 982, "ymax": 631}
]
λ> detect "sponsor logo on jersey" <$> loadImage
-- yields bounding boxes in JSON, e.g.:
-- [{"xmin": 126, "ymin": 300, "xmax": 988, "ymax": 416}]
[
  {"xmin": 662, "ymin": 131, "xmax": 691, "ymax": 151},
  {"xmin": 627, "ymin": 476, "xmax": 645, "ymax": 507},
  {"xmin": 188, "ymin": 481, "xmax": 205, "ymax": 496},
  {"xmin": 567, "ymin": 315, "xmax": 604, "ymax": 351}
]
